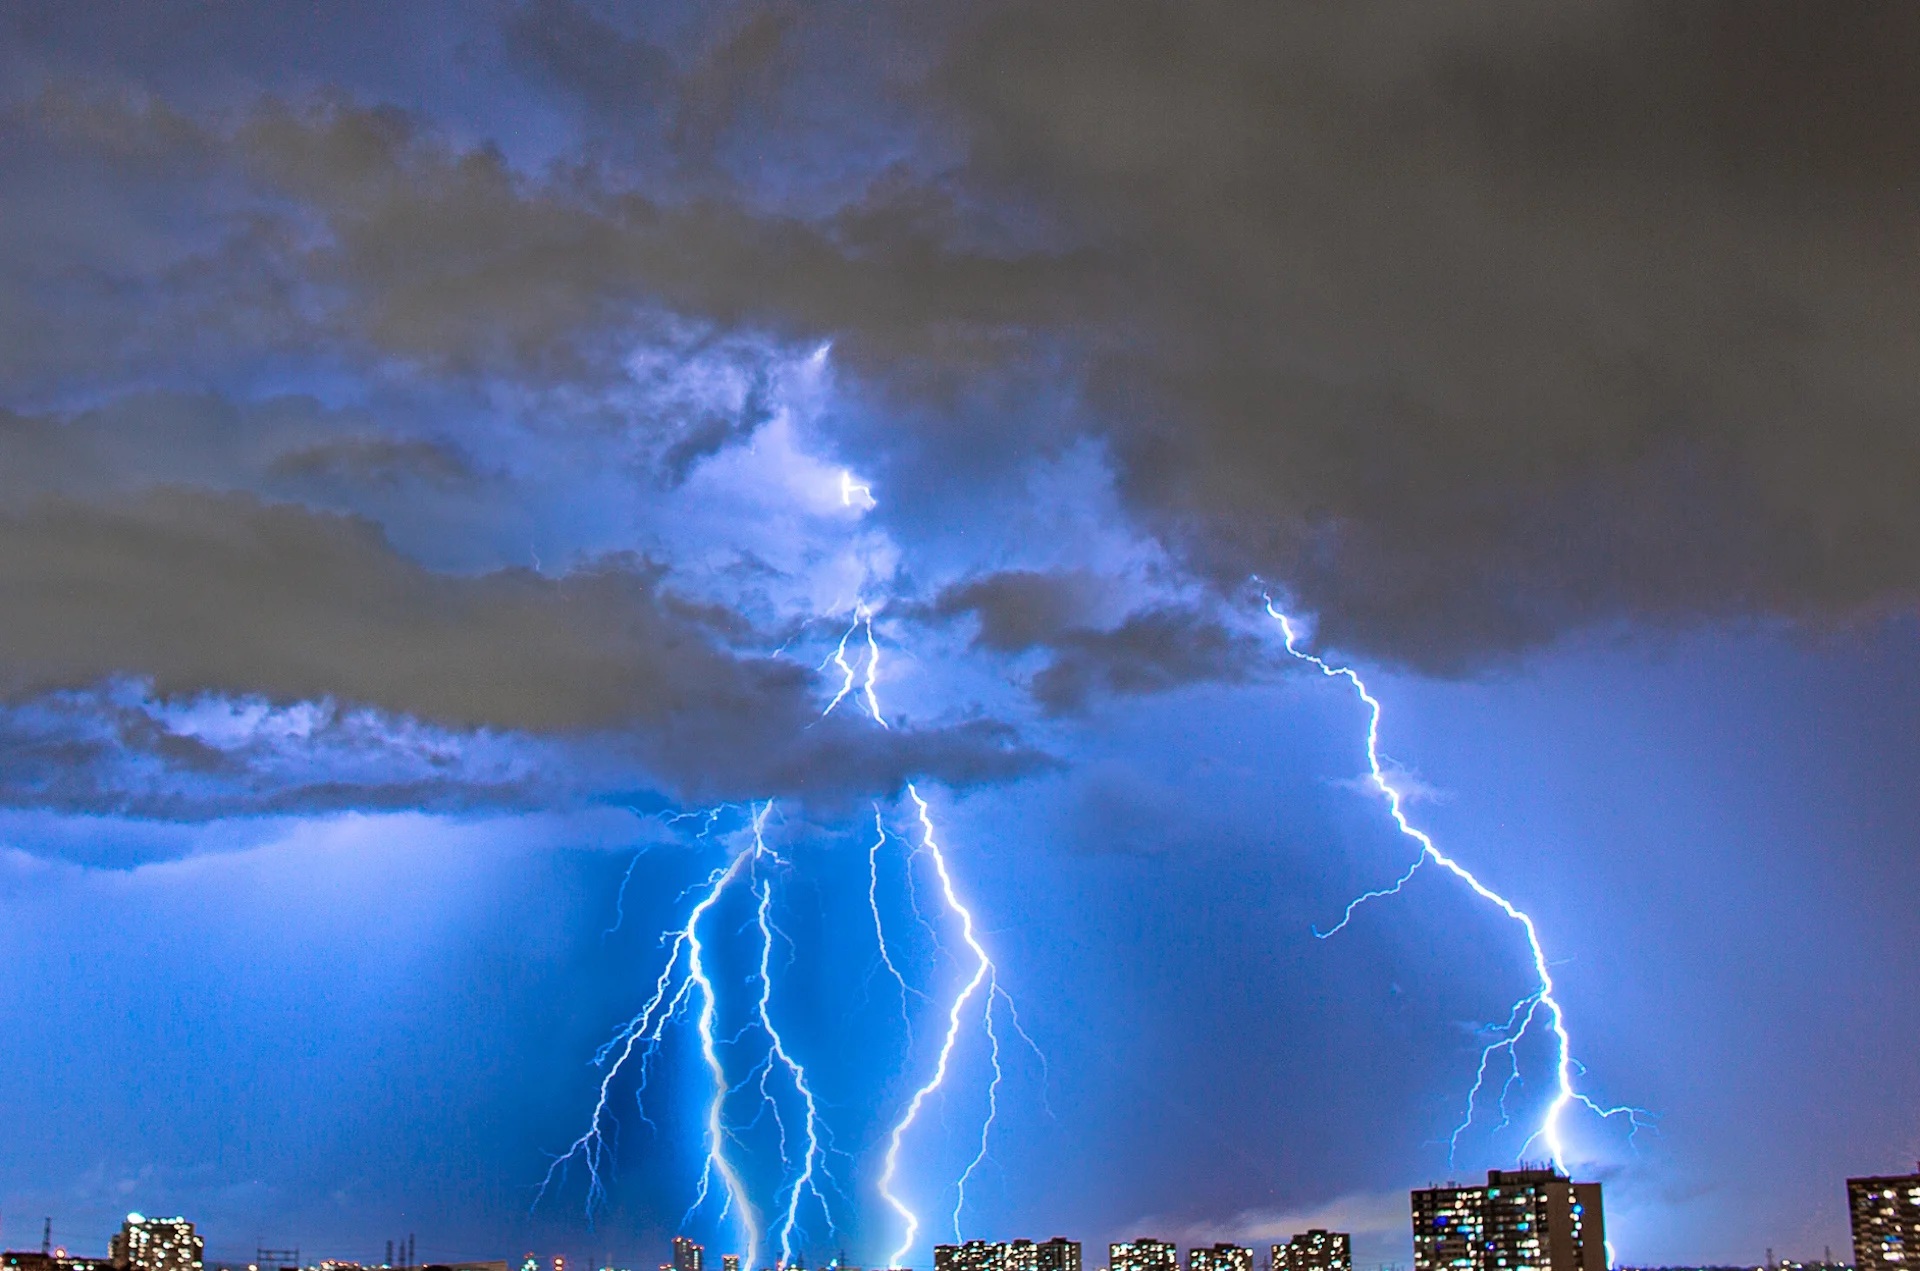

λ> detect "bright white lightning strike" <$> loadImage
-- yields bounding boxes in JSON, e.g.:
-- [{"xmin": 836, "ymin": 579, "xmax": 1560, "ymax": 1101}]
[
  {"xmin": 868, "ymin": 807, "xmax": 924, "ymax": 1034},
  {"xmin": 821, "ymin": 606, "xmax": 888, "ymax": 729},
  {"xmin": 753, "ymin": 863, "xmax": 831, "ymax": 1264},
  {"xmin": 680, "ymin": 836, "xmax": 762, "ymax": 1267},
  {"xmin": 824, "ymin": 612, "xmax": 1041, "ymax": 1265},
  {"xmin": 1266, "ymin": 599, "xmax": 1648, "ymax": 1169},
  {"xmin": 876, "ymin": 784, "xmax": 997, "ymax": 1268},
  {"xmin": 841, "ymin": 469, "xmax": 877, "ymax": 510},
  {"xmin": 539, "ymin": 834, "xmax": 760, "ymax": 1262},
  {"xmin": 557, "ymin": 552, "xmax": 1031, "ymax": 1266}
]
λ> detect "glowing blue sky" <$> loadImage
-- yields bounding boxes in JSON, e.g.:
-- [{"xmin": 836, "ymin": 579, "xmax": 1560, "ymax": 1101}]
[{"xmin": 1, "ymin": 5, "xmax": 1917, "ymax": 1269}]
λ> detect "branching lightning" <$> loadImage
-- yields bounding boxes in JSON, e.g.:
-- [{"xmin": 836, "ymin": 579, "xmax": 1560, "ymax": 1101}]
[
  {"xmin": 1266, "ymin": 598, "xmax": 1650, "ymax": 1169},
  {"xmin": 552, "ymin": 579, "xmax": 1035, "ymax": 1271},
  {"xmin": 538, "ymin": 841, "xmax": 744, "ymax": 1229},
  {"xmin": 821, "ymin": 606, "xmax": 888, "ymax": 728},
  {"xmin": 876, "ymin": 784, "xmax": 996, "ymax": 1267},
  {"xmin": 868, "ymin": 807, "xmax": 926, "ymax": 1035},
  {"xmin": 681, "ymin": 841, "xmax": 762, "ymax": 1264},
  {"xmin": 753, "ymin": 860, "xmax": 831, "ymax": 1264},
  {"xmin": 822, "ymin": 608, "xmax": 1032, "ymax": 1266}
]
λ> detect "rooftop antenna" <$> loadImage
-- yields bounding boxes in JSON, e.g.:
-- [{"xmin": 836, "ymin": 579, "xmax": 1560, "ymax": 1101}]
[{"xmin": 44, "ymin": 1218, "xmax": 52, "ymax": 1256}]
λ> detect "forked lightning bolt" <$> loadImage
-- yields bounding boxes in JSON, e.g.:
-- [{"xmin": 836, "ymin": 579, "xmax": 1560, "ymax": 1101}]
[
  {"xmin": 551, "ymin": 593, "xmax": 1030, "ymax": 1270},
  {"xmin": 875, "ymin": 784, "xmax": 997, "ymax": 1266},
  {"xmin": 548, "ymin": 802, "xmax": 853, "ymax": 1270},
  {"xmin": 537, "ymin": 832, "xmax": 757, "ymax": 1252},
  {"xmin": 867, "ymin": 807, "xmax": 925, "ymax": 1035},
  {"xmin": 822, "ymin": 606, "xmax": 888, "ymax": 728},
  {"xmin": 1266, "ymin": 598, "xmax": 1649, "ymax": 1168},
  {"xmin": 681, "ymin": 838, "xmax": 762, "ymax": 1264},
  {"xmin": 823, "ymin": 609, "xmax": 1039, "ymax": 1266},
  {"xmin": 750, "ymin": 821, "xmax": 833, "ymax": 1264}
]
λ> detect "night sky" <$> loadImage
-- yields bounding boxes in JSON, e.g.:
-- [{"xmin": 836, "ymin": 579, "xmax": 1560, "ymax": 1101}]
[{"xmin": 2, "ymin": 4, "xmax": 1918, "ymax": 1270}]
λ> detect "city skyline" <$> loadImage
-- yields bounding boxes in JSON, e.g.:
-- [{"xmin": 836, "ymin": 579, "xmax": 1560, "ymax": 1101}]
[{"xmin": 19, "ymin": 1166, "xmax": 1910, "ymax": 1271}]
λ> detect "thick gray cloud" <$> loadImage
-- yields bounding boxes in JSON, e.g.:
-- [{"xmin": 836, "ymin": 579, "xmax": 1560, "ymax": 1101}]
[
  {"xmin": 1, "ymin": 1, "xmax": 1914, "ymax": 764},
  {"xmin": 933, "ymin": 569, "xmax": 1109, "ymax": 653},
  {"xmin": 932, "ymin": 1, "xmax": 1920, "ymax": 665},
  {"xmin": 0, "ymin": 489, "xmax": 1049, "ymax": 811},
  {"xmin": 491, "ymin": 1, "xmax": 1920, "ymax": 665},
  {"xmin": 934, "ymin": 570, "xmax": 1272, "ymax": 714},
  {"xmin": 0, "ymin": 488, "xmax": 774, "ymax": 731}
]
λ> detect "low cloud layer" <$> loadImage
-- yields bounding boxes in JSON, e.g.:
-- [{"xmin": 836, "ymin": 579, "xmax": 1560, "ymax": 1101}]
[
  {"xmin": 0, "ymin": 489, "xmax": 752, "ymax": 732},
  {"xmin": 935, "ymin": 570, "xmax": 1272, "ymax": 714},
  {"xmin": 0, "ymin": 489, "xmax": 1049, "ymax": 814}
]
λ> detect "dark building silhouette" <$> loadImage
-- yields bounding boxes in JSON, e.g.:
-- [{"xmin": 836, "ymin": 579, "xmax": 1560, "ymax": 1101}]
[
  {"xmin": 1412, "ymin": 1168, "xmax": 1604, "ymax": 1271},
  {"xmin": 1271, "ymin": 1231, "xmax": 1351, "ymax": 1271},
  {"xmin": 1849, "ymin": 1166, "xmax": 1920, "ymax": 1271},
  {"xmin": 672, "ymin": 1241, "xmax": 703, "ymax": 1271}
]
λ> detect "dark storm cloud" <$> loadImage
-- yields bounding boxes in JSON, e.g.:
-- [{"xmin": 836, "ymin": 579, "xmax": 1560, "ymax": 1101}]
[
  {"xmin": 0, "ymin": 687, "xmax": 542, "ymax": 821},
  {"xmin": 1, "ymin": 1, "xmax": 1914, "ymax": 748},
  {"xmin": 1029, "ymin": 611, "xmax": 1270, "ymax": 715},
  {"xmin": 930, "ymin": 0, "xmax": 1920, "ymax": 666},
  {"xmin": 494, "ymin": 0, "xmax": 1920, "ymax": 665},
  {"xmin": 933, "ymin": 570, "xmax": 1271, "ymax": 713},
  {"xmin": 0, "ymin": 77, "xmax": 1074, "ymax": 395},
  {"xmin": 507, "ymin": 0, "xmax": 804, "ymax": 171},
  {"xmin": 932, "ymin": 569, "xmax": 1107, "ymax": 652},
  {"xmin": 0, "ymin": 393, "xmax": 473, "ymax": 499},
  {"xmin": 0, "ymin": 489, "xmax": 1051, "ymax": 812},
  {"xmin": 266, "ymin": 436, "xmax": 479, "ymax": 490},
  {"xmin": 0, "ymin": 488, "xmax": 769, "ymax": 732}
]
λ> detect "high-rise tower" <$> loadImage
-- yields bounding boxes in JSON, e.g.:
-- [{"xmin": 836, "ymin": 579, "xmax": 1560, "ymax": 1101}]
[
  {"xmin": 108, "ymin": 1217, "xmax": 202, "ymax": 1271},
  {"xmin": 1271, "ymin": 1231, "xmax": 1351, "ymax": 1271},
  {"xmin": 1411, "ymin": 1168, "xmax": 1604, "ymax": 1271},
  {"xmin": 1850, "ymin": 1166, "xmax": 1920, "ymax": 1271}
]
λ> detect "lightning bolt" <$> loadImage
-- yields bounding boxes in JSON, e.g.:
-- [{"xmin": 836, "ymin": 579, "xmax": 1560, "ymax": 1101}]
[
  {"xmin": 876, "ymin": 783, "xmax": 997, "ymax": 1267},
  {"xmin": 815, "ymin": 608, "xmax": 1039, "ymax": 1266},
  {"xmin": 951, "ymin": 985, "xmax": 1005, "ymax": 1242},
  {"xmin": 1266, "ymin": 598, "xmax": 1649, "ymax": 1169},
  {"xmin": 537, "ymin": 833, "xmax": 746, "ymax": 1228},
  {"xmin": 678, "ymin": 834, "xmax": 762, "ymax": 1267},
  {"xmin": 750, "ymin": 819, "xmax": 834, "ymax": 1264},
  {"xmin": 841, "ymin": 469, "xmax": 876, "ymax": 510},
  {"xmin": 867, "ymin": 807, "xmax": 925, "ymax": 1034},
  {"xmin": 553, "ymin": 558, "xmax": 1035, "ymax": 1265},
  {"xmin": 820, "ymin": 607, "xmax": 887, "ymax": 728}
]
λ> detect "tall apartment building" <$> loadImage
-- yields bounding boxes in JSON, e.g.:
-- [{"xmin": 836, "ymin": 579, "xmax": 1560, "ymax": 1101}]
[
  {"xmin": 1189, "ymin": 1247, "xmax": 1252, "ymax": 1271},
  {"xmin": 108, "ymin": 1217, "xmax": 202, "ymax": 1271},
  {"xmin": 1111, "ymin": 1242, "xmax": 1179, "ymax": 1271},
  {"xmin": 722, "ymin": 1258, "xmax": 741, "ymax": 1271},
  {"xmin": 671, "ymin": 1240, "xmax": 703, "ymax": 1271},
  {"xmin": 1411, "ymin": 1168, "xmax": 1604, "ymax": 1271},
  {"xmin": 934, "ymin": 1244, "xmax": 1006, "ymax": 1271},
  {"xmin": 1849, "ymin": 1166, "xmax": 1920, "ymax": 1271},
  {"xmin": 1007, "ymin": 1241, "xmax": 1080, "ymax": 1271},
  {"xmin": 1271, "ymin": 1231, "xmax": 1351, "ymax": 1271}
]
